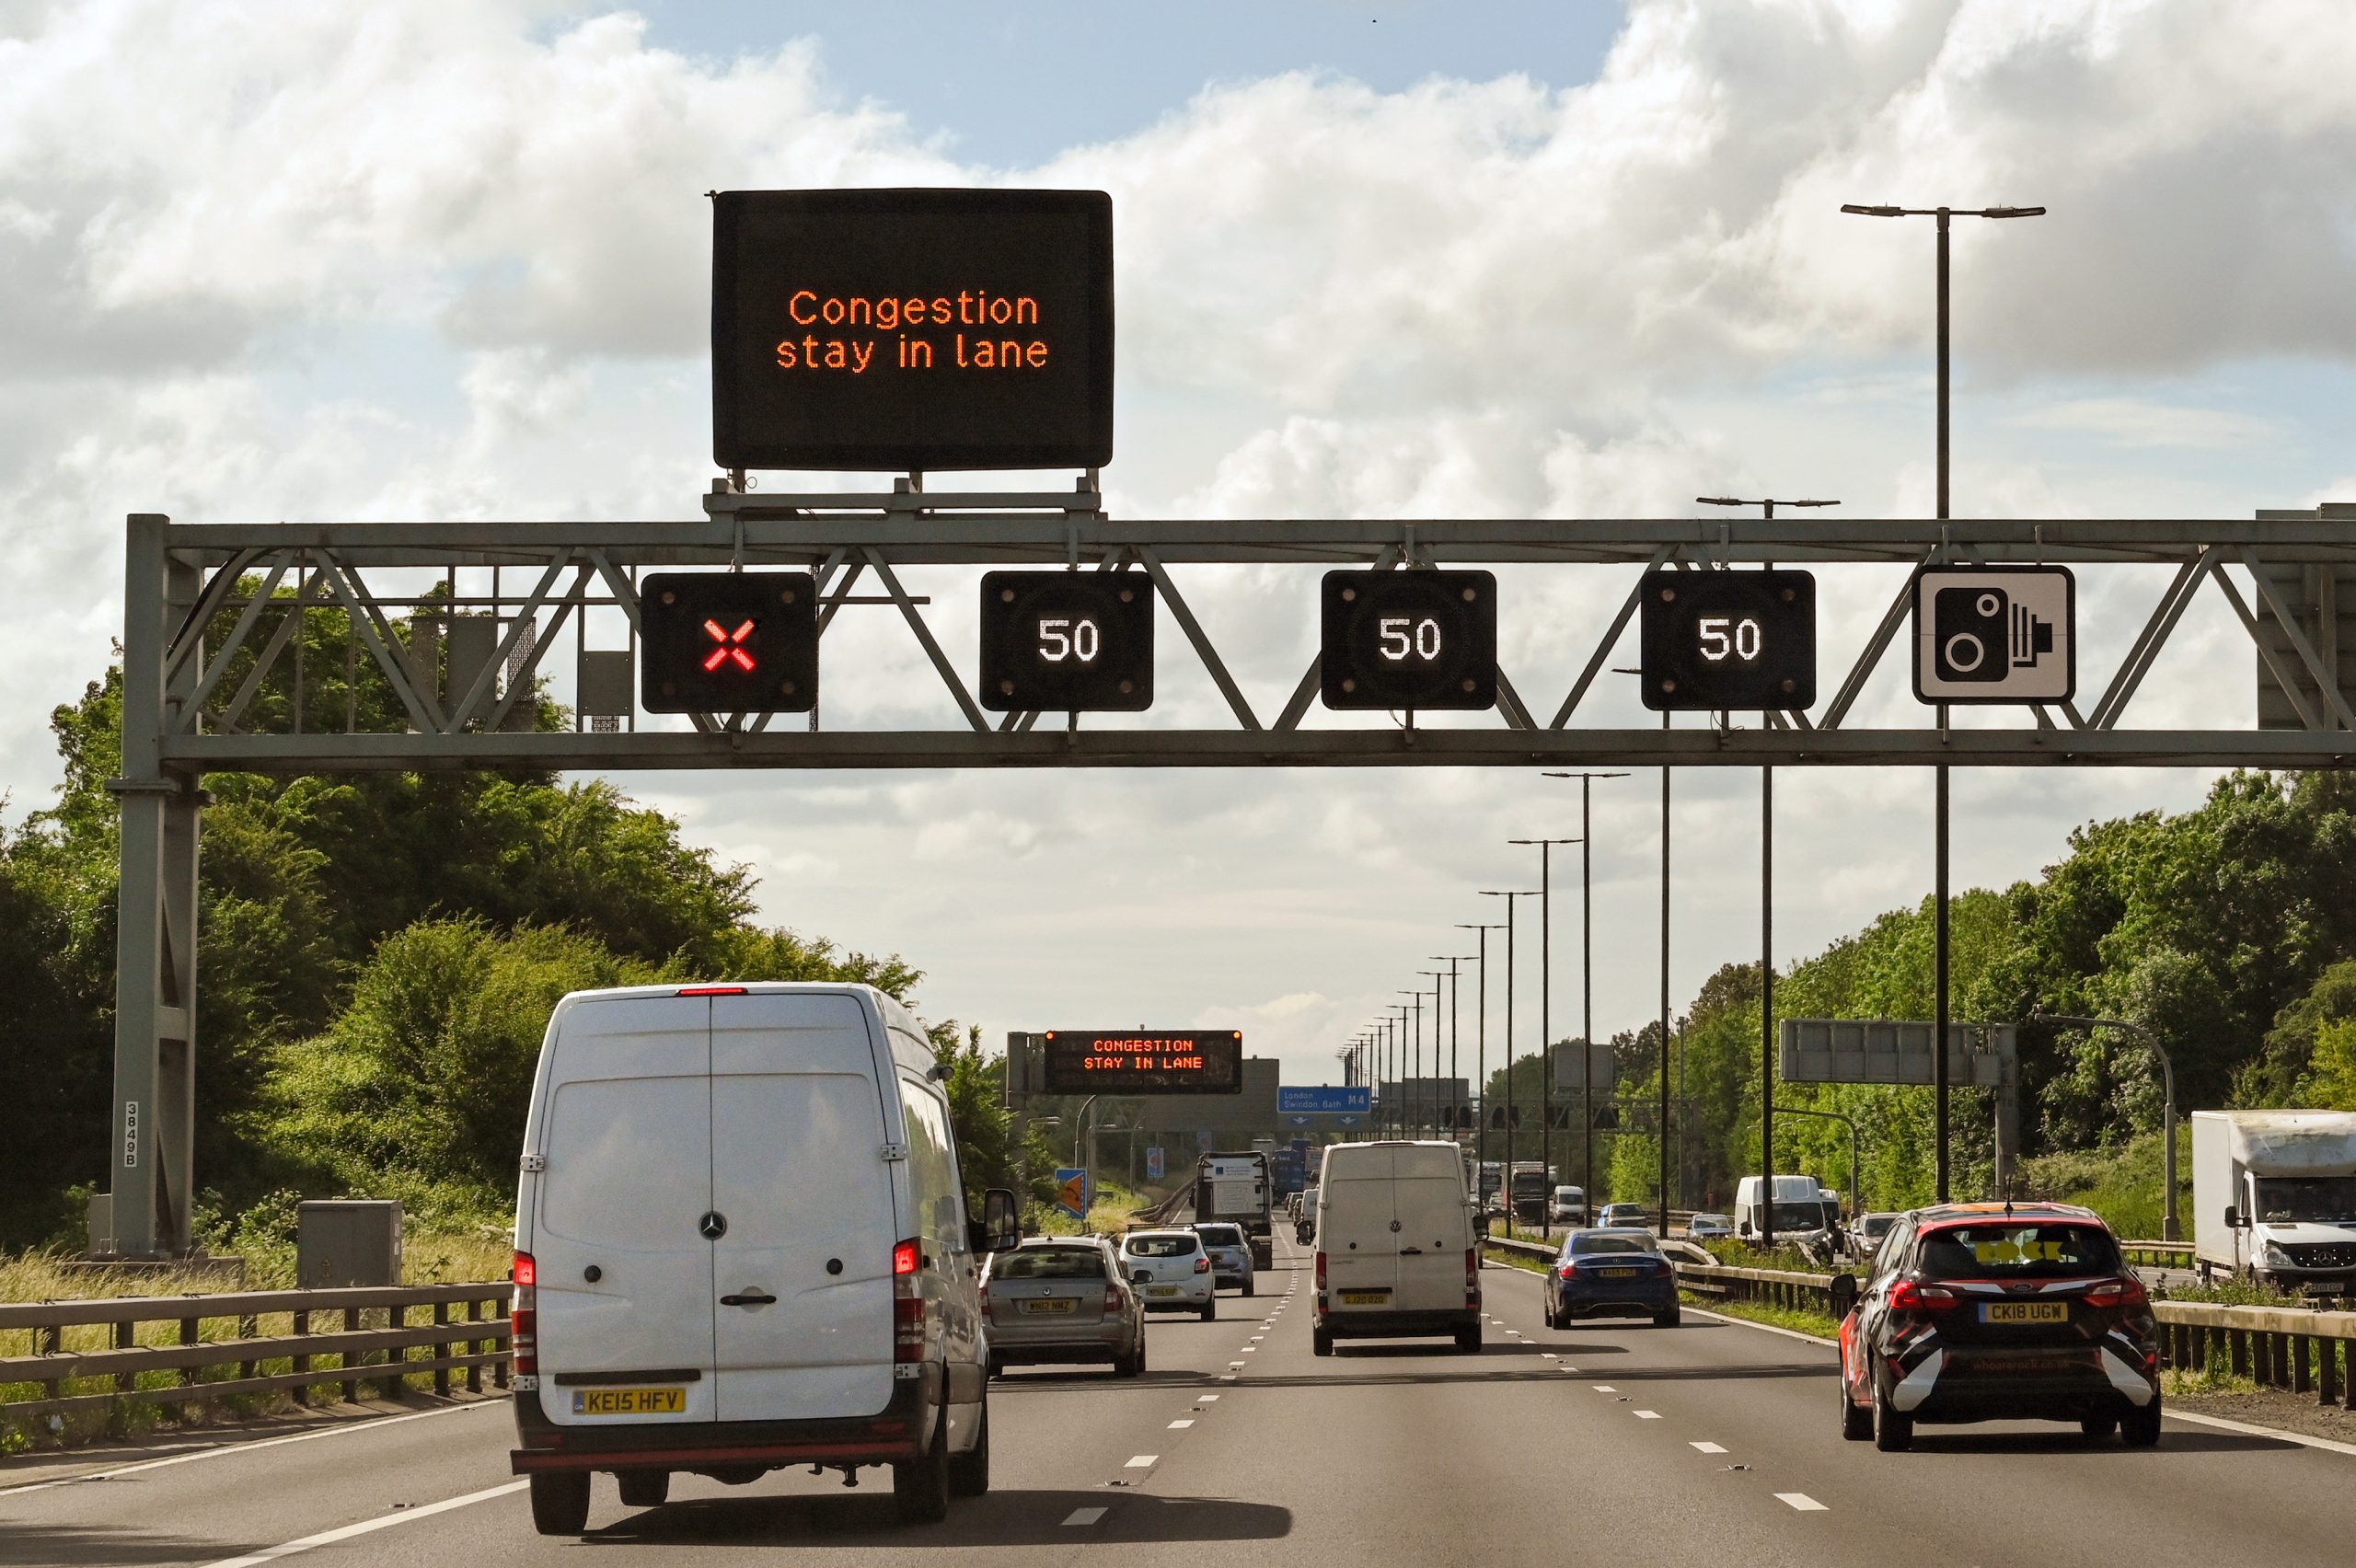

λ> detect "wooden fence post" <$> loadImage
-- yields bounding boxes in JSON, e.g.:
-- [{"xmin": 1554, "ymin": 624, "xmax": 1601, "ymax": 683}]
[
  {"xmin": 433, "ymin": 1300, "xmax": 451, "ymax": 1399},
  {"xmin": 291, "ymin": 1309, "xmax": 310, "ymax": 1407}
]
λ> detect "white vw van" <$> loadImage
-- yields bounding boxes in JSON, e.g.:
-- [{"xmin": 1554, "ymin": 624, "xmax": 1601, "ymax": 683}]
[
  {"xmin": 507, "ymin": 983, "xmax": 1019, "ymax": 1534},
  {"xmin": 1311, "ymin": 1140, "xmax": 1482, "ymax": 1355}
]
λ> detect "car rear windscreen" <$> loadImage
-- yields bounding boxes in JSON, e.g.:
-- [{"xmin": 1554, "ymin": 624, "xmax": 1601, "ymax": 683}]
[
  {"xmin": 1126, "ymin": 1234, "xmax": 1198, "ymax": 1257},
  {"xmin": 993, "ymin": 1249, "xmax": 1107, "ymax": 1280},
  {"xmin": 1195, "ymin": 1226, "xmax": 1244, "ymax": 1245},
  {"xmin": 1570, "ymin": 1233, "xmax": 1657, "ymax": 1256},
  {"xmin": 1917, "ymin": 1223, "xmax": 2120, "ymax": 1279}
]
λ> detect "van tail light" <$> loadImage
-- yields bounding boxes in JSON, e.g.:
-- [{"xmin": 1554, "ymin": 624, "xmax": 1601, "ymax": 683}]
[
  {"xmin": 512, "ymin": 1251, "xmax": 538, "ymax": 1377},
  {"xmin": 676, "ymin": 985, "xmax": 748, "ymax": 996},
  {"xmin": 1314, "ymin": 1251, "xmax": 1327, "ymax": 1291},
  {"xmin": 2085, "ymin": 1277, "xmax": 2148, "ymax": 1310},
  {"xmin": 1888, "ymin": 1279, "xmax": 1961, "ymax": 1314},
  {"xmin": 893, "ymin": 1238, "xmax": 925, "ymax": 1363},
  {"xmin": 1465, "ymin": 1247, "xmax": 1481, "ymax": 1309}
]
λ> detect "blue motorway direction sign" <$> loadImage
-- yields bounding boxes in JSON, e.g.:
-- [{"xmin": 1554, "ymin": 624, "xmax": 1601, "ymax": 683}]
[{"xmin": 1277, "ymin": 1086, "xmax": 1372, "ymax": 1115}]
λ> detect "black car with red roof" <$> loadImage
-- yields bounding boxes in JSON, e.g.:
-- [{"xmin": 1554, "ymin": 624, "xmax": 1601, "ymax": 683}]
[{"xmin": 1835, "ymin": 1202, "xmax": 2163, "ymax": 1451}]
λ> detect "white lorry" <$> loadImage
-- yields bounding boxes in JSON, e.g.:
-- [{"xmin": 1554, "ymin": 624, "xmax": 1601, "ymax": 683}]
[
  {"xmin": 2191, "ymin": 1109, "xmax": 2356, "ymax": 1297},
  {"xmin": 1195, "ymin": 1152, "xmax": 1275, "ymax": 1269}
]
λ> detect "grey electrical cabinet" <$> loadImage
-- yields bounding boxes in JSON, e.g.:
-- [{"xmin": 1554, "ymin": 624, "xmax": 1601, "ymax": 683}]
[{"xmin": 296, "ymin": 1200, "xmax": 404, "ymax": 1288}]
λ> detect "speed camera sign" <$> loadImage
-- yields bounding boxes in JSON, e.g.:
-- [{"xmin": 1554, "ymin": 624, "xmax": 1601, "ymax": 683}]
[{"xmin": 1912, "ymin": 565, "xmax": 2075, "ymax": 704}]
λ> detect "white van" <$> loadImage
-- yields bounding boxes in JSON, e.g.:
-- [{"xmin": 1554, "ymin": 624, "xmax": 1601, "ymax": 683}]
[
  {"xmin": 1311, "ymin": 1140, "xmax": 1482, "ymax": 1355},
  {"xmin": 506, "ymin": 983, "xmax": 1019, "ymax": 1535}
]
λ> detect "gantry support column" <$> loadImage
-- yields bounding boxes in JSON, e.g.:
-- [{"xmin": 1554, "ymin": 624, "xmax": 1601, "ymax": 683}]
[{"xmin": 107, "ymin": 513, "xmax": 202, "ymax": 1258}]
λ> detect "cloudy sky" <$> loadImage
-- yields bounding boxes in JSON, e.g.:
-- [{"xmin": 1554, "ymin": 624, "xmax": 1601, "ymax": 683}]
[{"xmin": 6, "ymin": 0, "xmax": 2354, "ymax": 1094}]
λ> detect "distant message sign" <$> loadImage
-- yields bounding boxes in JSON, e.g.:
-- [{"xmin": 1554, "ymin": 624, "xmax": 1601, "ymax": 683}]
[
  {"xmin": 1040, "ymin": 1031, "xmax": 1244, "ymax": 1095},
  {"xmin": 710, "ymin": 188, "xmax": 1114, "ymax": 472}
]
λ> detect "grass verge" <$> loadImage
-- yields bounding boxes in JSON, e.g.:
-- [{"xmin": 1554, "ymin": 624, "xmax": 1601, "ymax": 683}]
[{"xmin": 1681, "ymin": 1291, "xmax": 1840, "ymax": 1340}]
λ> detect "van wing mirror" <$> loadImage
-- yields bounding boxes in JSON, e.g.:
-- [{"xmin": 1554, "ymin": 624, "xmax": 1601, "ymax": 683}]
[
  {"xmin": 2223, "ymin": 1205, "xmax": 2245, "ymax": 1229},
  {"xmin": 976, "ymin": 1187, "xmax": 1022, "ymax": 1252},
  {"xmin": 1829, "ymin": 1272, "xmax": 1860, "ymax": 1320}
]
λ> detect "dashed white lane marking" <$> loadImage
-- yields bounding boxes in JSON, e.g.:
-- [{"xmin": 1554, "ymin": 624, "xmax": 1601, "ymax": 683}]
[
  {"xmin": 1125, "ymin": 1454, "xmax": 1157, "ymax": 1469},
  {"xmin": 1219, "ymin": 1373, "xmax": 1237, "ymax": 1381},
  {"xmin": 1633, "ymin": 1411, "xmax": 1661, "ymax": 1420},
  {"xmin": 200, "ymin": 1481, "xmax": 526, "ymax": 1568},
  {"xmin": 1775, "ymin": 1493, "xmax": 1828, "ymax": 1512},
  {"xmin": 1062, "ymin": 1506, "xmax": 1109, "ymax": 1527},
  {"xmin": 1591, "ymin": 1385, "xmax": 1617, "ymax": 1392},
  {"xmin": 1168, "ymin": 1419, "xmax": 1195, "ymax": 1429},
  {"xmin": 1691, "ymin": 1442, "xmax": 1727, "ymax": 1454},
  {"xmin": 1197, "ymin": 1394, "xmax": 1219, "ymax": 1401},
  {"xmin": 1540, "ymin": 1352, "xmax": 1556, "ymax": 1359},
  {"xmin": 0, "ymin": 1401, "xmax": 499, "ymax": 1498}
]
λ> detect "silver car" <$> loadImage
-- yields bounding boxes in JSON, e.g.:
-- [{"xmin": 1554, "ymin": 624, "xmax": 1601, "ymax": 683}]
[
  {"xmin": 1191, "ymin": 1222, "xmax": 1257, "ymax": 1297},
  {"xmin": 983, "ymin": 1238, "xmax": 1145, "ymax": 1378},
  {"xmin": 1687, "ymin": 1213, "xmax": 1734, "ymax": 1240},
  {"xmin": 1121, "ymin": 1228, "xmax": 1218, "ymax": 1320}
]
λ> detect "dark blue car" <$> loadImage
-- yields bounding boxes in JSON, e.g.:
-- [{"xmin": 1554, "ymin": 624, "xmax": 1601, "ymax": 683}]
[{"xmin": 1542, "ymin": 1228, "xmax": 1680, "ymax": 1329}]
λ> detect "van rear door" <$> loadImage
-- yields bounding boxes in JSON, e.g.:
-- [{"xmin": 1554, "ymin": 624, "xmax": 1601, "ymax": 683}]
[
  {"xmin": 708, "ymin": 992, "xmax": 898, "ymax": 1424},
  {"xmin": 1390, "ymin": 1148, "xmax": 1472, "ymax": 1313},
  {"xmin": 532, "ymin": 996, "xmax": 716, "ymax": 1425},
  {"xmin": 1322, "ymin": 1148, "xmax": 1400, "ymax": 1314}
]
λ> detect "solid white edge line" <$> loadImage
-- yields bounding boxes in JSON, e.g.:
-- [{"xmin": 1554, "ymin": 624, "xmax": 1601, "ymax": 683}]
[
  {"xmin": 200, "ymin": 1480, "xmax": 526, "ymax": 1568},
  {"xmin": 0, "ymin": 1401, "xmax": 501, "ymax": 1498},
  {"xmin": 2165, "ymin": 1408, "xmax": 2356, "ymax": 1458},
  {"xmin": 1680, "ymin": 1304, "xmax": 1839, "ymax": 1349}
]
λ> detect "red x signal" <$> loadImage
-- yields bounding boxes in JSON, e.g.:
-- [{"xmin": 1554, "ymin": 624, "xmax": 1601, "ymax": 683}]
[{"xmin": 700, "ymin": 617, "xmax": 757, "ymax": 673}]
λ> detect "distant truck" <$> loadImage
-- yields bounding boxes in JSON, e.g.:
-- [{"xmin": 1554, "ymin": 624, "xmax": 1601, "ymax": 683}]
[
  {"xmin": 2191, "ymin": 1109, "xmax": 2356, "ymax": 1297},
  {"xmin": 1196, "ymin": 1151, "xmax": 1275, "ymax": 1269},
  {"xmin": 1735, "ymin": 1173, "xmax": 1838, "ymax": 1243},
  {"xmin": 1270, "ymin": 1148, "xmax": 1309, "ymax": 1201},
  {"xmin": 1507, "ymin": 1162, "xmax": 1556, "ymax": 1224}
]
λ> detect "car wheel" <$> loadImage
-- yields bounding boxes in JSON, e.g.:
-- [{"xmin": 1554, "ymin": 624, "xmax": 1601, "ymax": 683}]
[
  {"xmin": 1841, "ymin": 1368, "xmax": 1873, "ymax": 1442},
  {"xmin": 616, "ymin": 1470, "xmax": 670, "ymax": 1509},
  {"xmin": 985, "ymin": 1355, "xmax": 1002, "ymax": 1380},
  {"xmin": 948, "ymin": 1399, "xmax": 990, "ymax": 1497},
  {"xmin": 529, "ymin": 1472, "xmax": 591, "ymax": 1536},
  {"xmin": 1653, "ymin": 1306, "xmax": 1680, "ymax": 1328},
  {"xmin": 1200, "ymin": 1298, "xmax": 1217, "ymax": 1322},
  {"xmin": 2079, "ymin": 1414, "xmax": 2119, "ymax": 1441},
  {"xmin": 1871, "ymin": 1378, "xmax": 1913, "ymax": 1453},
  {"xmin": 1312, "ymin": 1327, "xmax": 1333, "ymax": 1356},
  {"xmin": 1542, "ymin": 1297, "xmax": 1556, "ymax": 1329},
  {"xmin": 893, "ymin": 1404, "xmax": 952, "ymax": 1524},
  {"xmin": 1244, "ymin": 1278, "xmax": 1255, "ymax": 1298},
  {"xmin": 2121, "ymin": 1396, "xmax": 2162, "ymax": 1448},
  {"xmin": 1454, "ymin": 1324, "xmax": 1482, "ymax": 1355}
]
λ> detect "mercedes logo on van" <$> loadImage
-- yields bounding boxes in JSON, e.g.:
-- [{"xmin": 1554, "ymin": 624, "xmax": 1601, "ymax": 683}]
[{"xmin": 699, "ymin": 1211, "xmax": 728, "ymax": 1239}]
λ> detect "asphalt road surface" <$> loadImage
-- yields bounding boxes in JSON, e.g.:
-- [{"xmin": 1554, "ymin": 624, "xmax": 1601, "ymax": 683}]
[{"xmin": 7, "ymin": 1236, "xmax": 2356, "ymax": 1567}]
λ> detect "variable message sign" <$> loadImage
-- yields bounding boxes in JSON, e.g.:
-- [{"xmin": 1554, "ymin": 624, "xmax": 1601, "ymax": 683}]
[
  {"xmin": 1639, "ymin": 569, "xmax": 1816, "ymax": 710},
  {"xmin": 1040, "ymin": 1031, "xmax": 1244, "ymax": 1095},
  {"xmin": 639, "ymin": 571, "xmax": 817, "ymax": 714},
  {"xmin": 978, "ymin": 571, "xmax": 1154, "ymax": 710},
  {"xmin": 710, "ymin": 188, "xmax": 1114, "ymax": 472},
  {"xmin": 1320, "ymin": 569, "xmax": 1497, "ymax": 710}
]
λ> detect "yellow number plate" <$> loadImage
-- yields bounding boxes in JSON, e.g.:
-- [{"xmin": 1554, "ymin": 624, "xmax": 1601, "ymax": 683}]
[
  {"xmin": 571, "ymin": 1387, "xmax": 686, "ymax": 1415},
  {"xmin": 1981, "ymin": 1300, "xmax": 2068, "ymax": 1324},
  {"xmin": 1340, "ymin": 1290, "xmax": 1391, "ymax": 1305},
  {"xmin": 1022, "ymin": 1298, "xmax": 1077, "ymax": 1314}
]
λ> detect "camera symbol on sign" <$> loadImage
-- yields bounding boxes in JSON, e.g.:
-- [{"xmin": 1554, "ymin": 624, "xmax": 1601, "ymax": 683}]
[{"xmin": 1933, "ymin": 586, "xmax": 2056, "ymax": 683}]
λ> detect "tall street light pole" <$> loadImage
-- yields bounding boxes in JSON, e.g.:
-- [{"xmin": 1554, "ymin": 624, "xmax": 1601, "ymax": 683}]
[
  {"xmin": 1544, "ymin": 771, "xmax": 1629, "ymax": 1214},
  {"xmin": 1842, "ymin": 200, "xmax": 2045, "ymax": 1204},
  {"xmin": 1432, "ymin": 955, "xmax": 1471, "ymax": 1144},
  {"xmin": 2034, "ymin": 1014, "xmax": 2180, "ymax": 1241},
  {"xmin": 1481, "ymin": 890, "xmax": 1540, "ymax": 1212},
  {"xmin": 1697, "ymin": 497, "xmax": 1839, "ymax": 1243},
  {"xmin": 1510, "ymin": 837, "xmax": 1580, "ymax": 1238},
  {"xmin": 1457, "ymin": 922, "xmax": 1504, "ymax": 1187}
]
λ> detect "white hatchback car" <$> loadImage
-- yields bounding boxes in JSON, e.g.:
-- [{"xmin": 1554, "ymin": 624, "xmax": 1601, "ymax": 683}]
[{"xmin": 1119, "ymin": 1228, "xmax": 1217, "ymax": 1320}]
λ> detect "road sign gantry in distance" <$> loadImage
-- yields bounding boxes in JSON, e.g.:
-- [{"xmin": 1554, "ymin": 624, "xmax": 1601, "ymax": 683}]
[
  {"xmin": 639, "ymin": 571, "xmax": 819, "ymax": 714},
  {"xmin": 1638, "ymin": 568, "xmax": 1816, "ymax": 710},
  {"xmin": 1320, "ymin": 569, "xmax": 1497, "ymax": 711},
  {"xmin": 978, "ymin": 571, "xmax": 1154, "ymax": 711},
  {"xmin": 1039, "ymin": 1031, "xmax": 1245, "ymax": 1096}
]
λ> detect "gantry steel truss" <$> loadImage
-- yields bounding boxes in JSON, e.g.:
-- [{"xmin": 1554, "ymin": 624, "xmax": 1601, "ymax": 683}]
[{"xmin": 102, "ymin": 495, "xmax": 2356, "ymax": 1253}]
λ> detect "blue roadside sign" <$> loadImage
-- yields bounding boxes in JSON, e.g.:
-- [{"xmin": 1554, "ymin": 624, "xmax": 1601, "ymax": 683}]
[
  {"xmin": 1053, "ymin": 1167, "xmax": 1091, "ymax": 1220},
  {"xmin": 1146, "ymin": 1146, "xmax": 1165, "ymax": 1181},
  {"xmin": 1277, "ymin": 1086, "xmax": 1372, "ymax": 1115}
]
